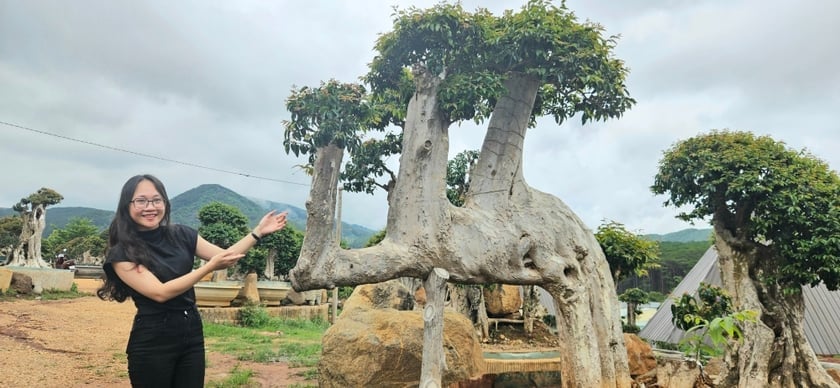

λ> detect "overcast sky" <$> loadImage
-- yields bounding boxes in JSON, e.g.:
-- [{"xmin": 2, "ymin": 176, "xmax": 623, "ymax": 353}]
[{"xmin": 1, "ymin": 0, "xmax": 838, "ymax": 235}]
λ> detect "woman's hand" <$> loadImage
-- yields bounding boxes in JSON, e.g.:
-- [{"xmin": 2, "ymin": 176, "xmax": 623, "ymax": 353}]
[
  {"xmin": 253, "ymin": 210, "xmax": 288, "ymax": 238},
  {"xmin": 207, "ymin": 250, "xmax": 245, "ymax": 271},
  {"xmin": 195, "ymin": 210, "xmax": 288, "ymax": 263}
]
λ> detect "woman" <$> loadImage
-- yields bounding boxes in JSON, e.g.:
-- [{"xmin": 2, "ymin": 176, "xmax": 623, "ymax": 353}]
[{"xmin": 97, "ymin": 174, "xmax": 287, "ymax": 387}]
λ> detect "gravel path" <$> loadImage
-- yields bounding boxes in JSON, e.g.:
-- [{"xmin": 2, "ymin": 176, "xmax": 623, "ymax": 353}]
[{"xmin": 0, "ymin": 279, "xmax": 307, "ymax": 387}]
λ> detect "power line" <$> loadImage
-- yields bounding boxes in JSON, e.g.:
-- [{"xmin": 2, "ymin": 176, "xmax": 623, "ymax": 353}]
[{"xmin": 0, "ymin": 120, "xmax": 310, "ymax": 187}]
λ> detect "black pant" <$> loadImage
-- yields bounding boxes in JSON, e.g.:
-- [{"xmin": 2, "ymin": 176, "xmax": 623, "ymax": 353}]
[{"xmin": 126, "ymin": 307, "xmax": 205, "ymax": 388}]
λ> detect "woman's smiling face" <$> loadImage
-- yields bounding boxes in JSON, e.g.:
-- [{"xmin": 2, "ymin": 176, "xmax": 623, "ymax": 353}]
[{"xmin": 130, "ymin": 179, "xmax": 166, "ymax": 231}]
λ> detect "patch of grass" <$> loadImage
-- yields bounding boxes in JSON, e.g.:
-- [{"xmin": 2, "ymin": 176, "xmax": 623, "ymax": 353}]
[
  {"xmin": 206, "ymin": 365, "xmax": 255, "ymax": 388},
  {"xmin": 0, "ymin": 288, "xmax": 17, "ymax": 301},
  {"xmin": 1, "ymin": 283, "xmax": 91, "ymax": 301},
  {"xmin": 295, "ymin": 368, "xmax": 319, "ymax": 380},
  {"xmin": 37, "ymin": 284, "xmax": 91, "ymax": 300},
  {"xmin": 278, "ymin": 342, "xmax": 321, "ymax": 367},
  {"xmin": 288, "ymin": 384, "xmax": 318, "ymax": 388},
  {"xmin": 204, "ymin": 312, "xmax": 328, "ymax": 375}
]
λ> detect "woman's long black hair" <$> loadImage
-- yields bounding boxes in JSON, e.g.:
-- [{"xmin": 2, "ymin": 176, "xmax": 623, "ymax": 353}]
[{"xmin": 97, "ymin": 174, "xmax": 173, "ymax": 302}]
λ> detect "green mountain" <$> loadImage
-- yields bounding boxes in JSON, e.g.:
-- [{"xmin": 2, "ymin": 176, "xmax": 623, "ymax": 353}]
[
  {"xmin": 616, "ymin": 228, "xmax": 714, "ymax": 295},
  {"xmin": 644, "ymin": 228, "xmax": 712, "ymax": 243},
  {"xmin": 0, "ymin": 184, "xmax": 378, "ymax": 248},
  {"xmin": 248, "ymin": 198, "xmax": 309, "ymax": 231},
  {"xmin": 0, "ymin": 207, "xmax": 114, "ymax": 237},
  {"xmin": 169, "ymin": 184, "xmax": 270, "ymax": 229},
  {"xmin": 44, "ymin": 207, "xmax": 115, "ymax": 236}
]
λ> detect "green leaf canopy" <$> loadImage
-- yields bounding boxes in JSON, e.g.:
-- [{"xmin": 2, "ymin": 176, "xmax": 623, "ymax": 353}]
[{"xmin": 652, "ymin": 130, "xmax": 840, "ymax": 291}]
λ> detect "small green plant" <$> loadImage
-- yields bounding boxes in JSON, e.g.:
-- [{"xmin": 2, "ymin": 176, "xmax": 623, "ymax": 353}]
[
  {"xmin": 671, "ymin": 282, "xmax": 732, "ymax": 331},
  {"xmin": 205, "ymin": 365, "xmax": 255, "ymax": 388},
  {"xmin": 239, "ymin": 302, "xmax": 271, "ymax": 328},
  {"xmin": 678, "ymin": 309, "xmax": 758, "ymax": 363},
  {"xmin": 622, "ymin": 323, "xmax": 640, "ymax": 334},
  {"xmin": 296, "ymin": 368, "xmax": 319, "ymax": 380},
  {"xmin": 337, "ymin": 286, "xmax": 354, "ymax": 300}
]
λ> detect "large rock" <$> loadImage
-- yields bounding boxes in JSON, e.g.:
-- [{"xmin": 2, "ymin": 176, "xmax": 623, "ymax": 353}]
[
  {"xmin": 342, "ymin": 280, "xmax": 415, "ymax": 311},
  {"xmin": 827, "ymin": 368, "xmax": 840, "ymax": 385},
  {"xmin": 319, "ymin": 281, "xmax": 485, "ymax": 387},
  {"xmin": 10, "ymin": 272, "xmax": 34, "ymax": 295},
  {"xmin": 624, "ymin": 333, "xmax": 657, "ymax": 377},
  {"xmin": 655, "ymin": 359, "xmax": 703, "ymax": 388},
  {"xmin": 483, "ymin": 284, "xmax": 521, "ymax": 317}
]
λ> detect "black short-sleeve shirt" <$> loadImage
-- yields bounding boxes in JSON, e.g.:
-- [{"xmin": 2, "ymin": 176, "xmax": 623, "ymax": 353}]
[{"xmin": 104, "ymin": 224, "xmax": 199, "ymax": 315}]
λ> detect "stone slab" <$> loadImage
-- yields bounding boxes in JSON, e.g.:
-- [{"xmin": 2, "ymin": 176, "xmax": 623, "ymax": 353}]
[
  {"xmin": 0, "ymin": 268, "xmax": 12, "ymax": 292},
  {"xmin": 5, "ymin": 266, "xmax": 75, "ymax": 293}
]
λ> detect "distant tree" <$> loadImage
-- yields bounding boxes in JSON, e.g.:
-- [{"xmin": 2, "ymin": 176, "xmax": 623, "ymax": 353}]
[
  {"xmin": 595, "ymin": 221, "xmax": 660, "ymax": 283},
  {"xmin": 618, "ymin": 287, "xmax": 649, "ymax": 332},
  {"xmin": 197, "ymin": 202, "xmax": 254, "ymax": 275},
  {"xmin": 259, "ymin": 225, "xmax": 303, "ymax": 279},
  {"xmin": 446, "ymin": 150, "xmax": 479, "ymax": 207},
  {"xmin": 0, "ymin": 216, "xmax": 23, "ymax": 260},
  {"xmin": 43, "ymin": 218, "xmax": 106, "ymax": 264},
  {"xmin": 364, "ymin": 229, "xmax": 386, "ymax": 247},
  {"xmin": 652, "ymin": 130, "xmax": 840, "ymax": 386},
  {"xmin": 5, "ymin": 188, "xmax": 63, "ymax": 268}
]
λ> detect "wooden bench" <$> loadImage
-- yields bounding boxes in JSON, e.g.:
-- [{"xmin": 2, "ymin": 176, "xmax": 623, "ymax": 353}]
[{"xmin": 488, "ymin": 317, "xmax": 525, "ymax": 331}]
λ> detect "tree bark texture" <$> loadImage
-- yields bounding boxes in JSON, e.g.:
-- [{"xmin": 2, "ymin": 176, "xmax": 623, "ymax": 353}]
[
  {"xmin": 523, "ymin": 285, "xmax": 539, "ymax": 334},
  {"xmin": 714, "ymin": 227, "xmax": 838, "ymax": 388},
  {"xmin": 6, "ymin": 204, "xmax": 49, "ymax": 268},
  {"xmin": 421, "ymin": 268, "xmax": 450, "ymax": 388},
  {"xmin": 447, "ymin": 284, "xmax": 489, "ymax": 339},
  {"xmin": 626, "ymin": 303, "xmax": 636, "ymax": 328},
  {"xmin": 290, "ymin": 69, "xmax": 630, "ymax": 388}
]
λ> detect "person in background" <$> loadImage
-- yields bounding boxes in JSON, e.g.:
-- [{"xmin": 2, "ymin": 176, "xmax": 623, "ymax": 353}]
[{"xmin": 97, "ymin": 174, "xmax": 287, "ymax": 388}]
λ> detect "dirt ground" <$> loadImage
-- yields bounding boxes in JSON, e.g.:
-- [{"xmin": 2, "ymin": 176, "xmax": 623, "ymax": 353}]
[
  {"xmin": 483, "ymin": 318, "xmax": 560, "ymax": 351},
  {"xmin": 0, "ymin": 279, "xmax": 564, "ymax": 387},
  {"xmin": 0, "ymin": 279, "xmax": 309, "ymax": 388}
]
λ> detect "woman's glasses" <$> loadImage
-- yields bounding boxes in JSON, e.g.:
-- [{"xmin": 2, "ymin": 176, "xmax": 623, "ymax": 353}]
[{"xmin": 131, "ymin": 198, "xmax": 165, "ymax": 209}]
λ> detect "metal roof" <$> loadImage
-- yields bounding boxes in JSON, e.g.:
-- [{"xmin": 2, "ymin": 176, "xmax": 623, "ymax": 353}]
[{"xmin": 638, "ymin": 246, "xmax": 840, "ymax": 355}]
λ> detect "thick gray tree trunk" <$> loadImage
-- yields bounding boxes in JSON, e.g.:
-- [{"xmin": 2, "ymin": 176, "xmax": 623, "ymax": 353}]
[
  {"xmin": 291, "ymin": 69, "xmax": 630, "ymax": 388},
  {"xmin": 6, "ymin": 204, "xmax": 50, "ymax": 268},
  {"xmin": 448, "ymin": 284, "xmax": 489, "ymax": 339},
  {"xmin": 714, "ymin": 227, "xmax": 838, "ymax": 388},
  {"xmin": 420, "ymin": 267, "xmax": 449, "ymax": 388}
]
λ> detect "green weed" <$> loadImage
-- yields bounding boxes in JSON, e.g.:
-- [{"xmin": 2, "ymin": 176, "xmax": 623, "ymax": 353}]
[{"xmin": 205, "ymin": 365, "xmax": 255, "ymax": 388}]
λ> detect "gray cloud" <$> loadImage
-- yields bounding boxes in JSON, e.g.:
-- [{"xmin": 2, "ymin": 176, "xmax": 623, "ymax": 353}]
[{"xmin": 1, "ymin": 0, "xmax": 837, "ymax": 236}]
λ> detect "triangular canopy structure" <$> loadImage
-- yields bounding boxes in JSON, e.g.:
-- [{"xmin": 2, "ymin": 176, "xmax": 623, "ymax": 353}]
[{"xmin": 638, "ymin": 246, "xmax": 840, "ymax": 355}]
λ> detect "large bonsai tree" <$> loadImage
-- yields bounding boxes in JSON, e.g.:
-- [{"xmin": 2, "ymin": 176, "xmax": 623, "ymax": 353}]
[
  {"xmin": 652, "ymin": 130, "xmax": 840, "ymax": 387},
  {"xmin": 4, "ymin": 188, "xmax": 63, "ymax": 268},
  {"xmin": 285, "ymin": 2, "xmax": 635, "ymax": 386}
]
